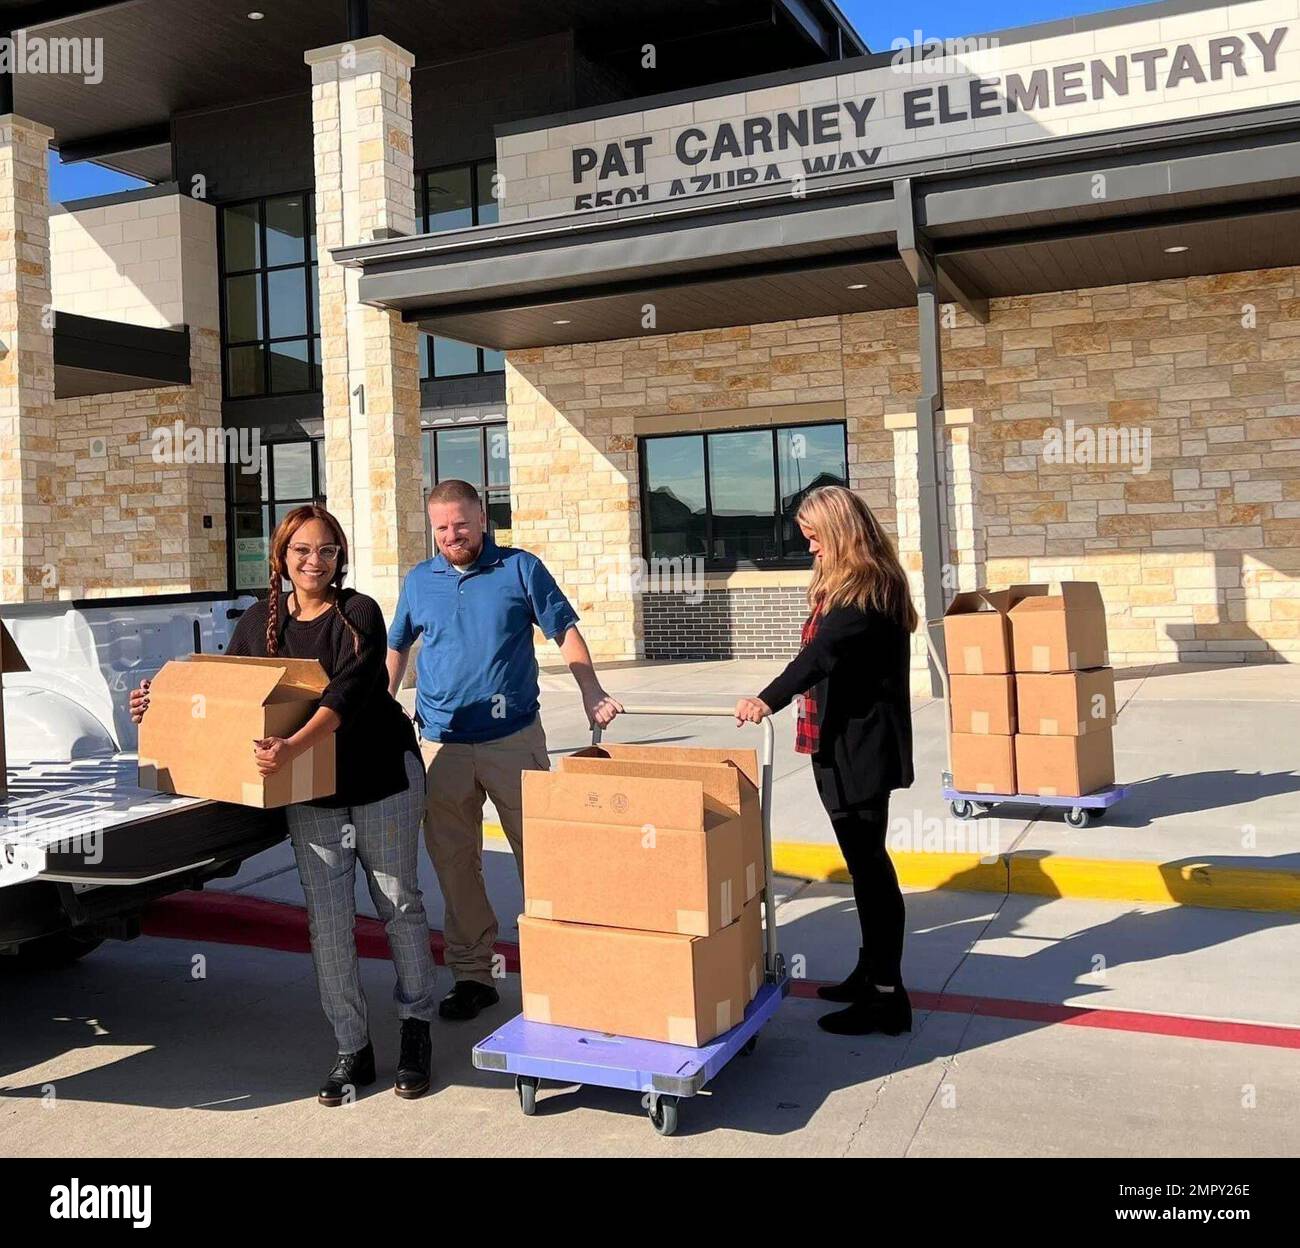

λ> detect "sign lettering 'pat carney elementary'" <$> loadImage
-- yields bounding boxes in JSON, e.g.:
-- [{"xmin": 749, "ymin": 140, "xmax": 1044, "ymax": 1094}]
[{"xmin": 553, "ymin": 14, "xmax": 1297, "ymax": 214}]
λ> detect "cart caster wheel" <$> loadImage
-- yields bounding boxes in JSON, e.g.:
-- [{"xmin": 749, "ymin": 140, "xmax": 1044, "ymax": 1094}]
[
  {"xmin": 648, "ymin": 1094, "xmax": 679, "ymax": 1136},
  {"xmin": 774, "ymin": 952, "xmax": 787, "ymax": 980},
  {"xmin": 740, "ymin": 1036, "xmax": 758, "ymax": 1057},
  {"xmin": 950, "ymin": 800, "xmax": 975, "ymax": 820},
  {"xmin": 516, "ymin": 1076, "xmax": 538, "ymax": 1116},
  {"xmin": 1064, "ymin": 807, "xmax": 1090, "ymax": 828}
]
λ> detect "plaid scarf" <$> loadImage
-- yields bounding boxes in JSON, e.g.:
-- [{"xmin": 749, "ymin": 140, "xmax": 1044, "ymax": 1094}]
[{"xmin": 794, "ymin": 606, "xmax": 823, "ymax": 755}]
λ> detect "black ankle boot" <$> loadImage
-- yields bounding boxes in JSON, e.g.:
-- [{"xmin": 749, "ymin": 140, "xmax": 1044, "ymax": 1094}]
[
  {"xmin": 817, "ymin": 985, "xmax": 912, "ymax": 1036},
  {"xmin": 395, "ymin": 1018, "xmax": 432, "ymax": 1099},
  {"xmin": 318, "ymin": 1041, "xmax": 376, "ymax": 1106},
  {"xmin": 817, "ymin": 948, "xmax": 872, "ymax": 1002}
]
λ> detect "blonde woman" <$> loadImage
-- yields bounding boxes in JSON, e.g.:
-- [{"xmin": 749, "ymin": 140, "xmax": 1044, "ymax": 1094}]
[
  {"xmin": 735, "ymin": 485, "xmax": 916, "ymax": 1036},
  {"xmin": 131, "ymin": 505, "xmax": 438, "ymax": 1104}
]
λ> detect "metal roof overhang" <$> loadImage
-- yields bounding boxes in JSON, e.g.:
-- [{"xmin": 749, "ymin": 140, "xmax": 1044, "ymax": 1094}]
[
  {"xmin": 338, "ymin": 106, "xmax": 1300, "ymax": 350},
  {"xmin": 52, "ymin": 312, "xmax": 190, "ymax": 398}
]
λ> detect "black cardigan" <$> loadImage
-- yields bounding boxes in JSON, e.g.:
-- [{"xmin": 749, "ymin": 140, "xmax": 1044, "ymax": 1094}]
[
  {"xmin": 759, "ymin": 603, "xmax": 914, "ymax": 806},
  {"xmin": 228, "ymin": 590, "xmax": 419, "ymax": 809}
]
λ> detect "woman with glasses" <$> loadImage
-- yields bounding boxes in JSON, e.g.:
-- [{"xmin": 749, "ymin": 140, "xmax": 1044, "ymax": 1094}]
[{"xmin": 130, "ymin": 504, "xmax": 438, "ymax": 1105}]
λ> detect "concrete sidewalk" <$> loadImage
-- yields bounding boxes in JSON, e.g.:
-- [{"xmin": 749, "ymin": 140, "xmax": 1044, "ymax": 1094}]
[{"xmin": 5, "ymin": 877, "xmax": 1298, "ymax": 1157}]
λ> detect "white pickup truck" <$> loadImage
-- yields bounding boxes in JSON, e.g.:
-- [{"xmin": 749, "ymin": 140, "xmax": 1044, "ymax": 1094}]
[{"xmin": 0, "ymin": 593, "xmax": 285, "ymax": 967}]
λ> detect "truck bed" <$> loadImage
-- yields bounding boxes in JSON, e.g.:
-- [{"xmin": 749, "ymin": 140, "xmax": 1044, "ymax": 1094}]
[{"xmin": 1, "ymin": 754, "xmax": 285, "ymax": 889}]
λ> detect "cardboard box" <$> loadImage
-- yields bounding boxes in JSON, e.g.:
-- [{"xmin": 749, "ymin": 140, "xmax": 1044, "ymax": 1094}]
[
  {"xmin": 942, "ymin": 585, "xmax": 1048, "ymax": 675},
  {"xmin": 519, "ymin": 913, "xmax": 747, "ymax": 1046},
  {"xmin": 569, "ymin": 743, "xmax": 765, "ymax": 901},
  {"xmin": 523, "ymin": 761, "xmax": 745, "ymax": 935},
  {"xmin": 1015, "ymin": 728, "xmax": 1115, "ymax": 797},
  {"xmin": 0, "ymin": 621, "xmax": 30, "ymax": 801},
  {"xmin": 1009, "ymin": 581, "xmax": 1110, "ymax": 673},
  {"xmin": 949, "ymin": 674, "xmax": 1017, "ymax": 735},
  {"xmin": 739, "ymin": 895, "xmax": 764, "ymax": 1004},
  {"xmin": 138, "ymin": 654, "xmax": 336, "ymax": 808},
  {"xmin": 1016, "ymin": 669, "xmax": 1116, "ymax": 736},
  {"xmin": 949, "ymin": 732, "xmax": 1016, "ymax": 795}
]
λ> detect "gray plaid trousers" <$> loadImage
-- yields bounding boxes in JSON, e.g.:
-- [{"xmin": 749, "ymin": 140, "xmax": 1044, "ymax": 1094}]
[{"xmin": 286, "ymin": 751, "xmax": 439, "ymax": 1053}]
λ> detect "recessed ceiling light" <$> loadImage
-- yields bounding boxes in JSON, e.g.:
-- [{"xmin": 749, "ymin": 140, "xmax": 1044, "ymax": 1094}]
[
  {"xmin": 553, "ymin": 318, "xmax": 571, "ymax": 325},
  {"xmin": 247, "ymin": 11, "xmax": 264, "ymax": 19},
  {"xmin": 1164, "ymin": 245, "xmax": 1189, "ymax": 254},
  {"xmin": 847, "ymin": 282, "xmax": 868, "ymax": 289}
]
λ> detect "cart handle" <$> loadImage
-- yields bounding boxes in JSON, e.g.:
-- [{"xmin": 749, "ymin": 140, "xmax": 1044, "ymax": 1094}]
[{"xmin": 589, "ymin": 703, "xmax": 780, "ymax": 980}]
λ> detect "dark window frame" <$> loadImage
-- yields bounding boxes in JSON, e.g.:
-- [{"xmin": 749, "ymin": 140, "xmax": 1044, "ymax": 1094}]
[
  {"xmin": 416, "ymin": 159, "xmax": 504, "ymax": 381},
  {"xmin": 421, "ymin": 421, "xmax": 511, "ymax": 543},
  {"xmin": 225, "ymin": 436, "xmax": 326, "ymax": 594},
  {"xmin": 638, "ymin": 420, "xmax": 849, "ymax": 572},
  {"xmin": 217, "ymin": 192, "xmax": 321, "ymax": 400}
]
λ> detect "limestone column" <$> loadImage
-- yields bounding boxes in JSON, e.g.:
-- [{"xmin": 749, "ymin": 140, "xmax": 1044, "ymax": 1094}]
[
  {"xmin": 944, "ymin": 409, "xmax": 985, "ymax": 593},
  {"xmin": 305, "ymin": 37, "xmax": 424, "ymax": 621},
  {"xmin": 0, "ymin": 115, "xmax": 55, "ymax": 604}
]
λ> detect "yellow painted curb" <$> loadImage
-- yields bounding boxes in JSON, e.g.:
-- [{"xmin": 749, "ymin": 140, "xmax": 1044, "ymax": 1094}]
[{"xmin": 484, "ymin": 822, "xmax": 1300, "ymax": 914}]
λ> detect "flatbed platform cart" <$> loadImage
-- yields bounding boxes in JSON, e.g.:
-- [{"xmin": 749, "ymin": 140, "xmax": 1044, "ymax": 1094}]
[
  {"xmin": 924, "ymin": 622, "xmax": 1128, "ymax": 828},
  {"xmin": 472, "ymin": 704, "xmax": 790, "ymax": 1137}
]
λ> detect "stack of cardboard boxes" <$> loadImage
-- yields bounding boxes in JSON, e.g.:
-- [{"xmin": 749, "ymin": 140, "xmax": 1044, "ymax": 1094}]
[
  {"xmin": 943, "ymin": 583, "xmax": 1117, "ymax": 798},
  {"xmin": 518, "ymin": 744, "xmax": 767, "ymax": 1047}
]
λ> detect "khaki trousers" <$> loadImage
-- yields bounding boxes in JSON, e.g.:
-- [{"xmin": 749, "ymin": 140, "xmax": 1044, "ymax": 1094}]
[{"xmin": 420, "ymin": 717, "xmax": 550, "ymax": 986}]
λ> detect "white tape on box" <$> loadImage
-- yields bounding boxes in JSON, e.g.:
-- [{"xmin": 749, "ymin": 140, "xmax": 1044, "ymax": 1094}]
[
  {"xmin": 720, "ymin": 878, "xmax": 734, "ymax": 924},
  {"xmin": 715, "ymin": 999, "xmax": 732, "ymax": 1035},
  {"xmin": 963, "ymin": 646, "xmax": 983, "ymax": 674},
  {"xmin": 523, "ymin": 993, "xmax": 552, "ymax": 1023},
  {"xmin": 1032, "ymin": 645, "xmax": 1051, "ymax": 670},
  {"xmin": 525, "ymin": 899, "xmax": 553, "ymax": 919},
  {"xmin": 971, "ymin": 710, "xmax": 990, "ymax": 734}
]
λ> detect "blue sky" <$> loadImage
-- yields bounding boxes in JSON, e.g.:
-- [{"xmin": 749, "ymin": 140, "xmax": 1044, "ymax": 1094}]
[{"xmin": 48, "ymin": 0, "xmax": 1140, "ymax": 202}]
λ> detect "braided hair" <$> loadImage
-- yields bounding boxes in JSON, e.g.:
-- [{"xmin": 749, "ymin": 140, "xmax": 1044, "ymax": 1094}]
[{"xmin": 265, "ymin": 504, "xmax": 362, "ymax": 657}]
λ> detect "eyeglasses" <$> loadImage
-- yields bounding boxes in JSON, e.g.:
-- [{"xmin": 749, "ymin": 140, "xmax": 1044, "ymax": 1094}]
[{"xmin": 287, "ymin": 543, "xmax": 341, "ymax": 562}]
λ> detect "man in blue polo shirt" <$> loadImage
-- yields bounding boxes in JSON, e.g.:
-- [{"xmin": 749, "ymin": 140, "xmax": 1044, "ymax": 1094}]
[{"xmin": 386, "ymin": 478, "xmax": 623, "ymax": 1021}]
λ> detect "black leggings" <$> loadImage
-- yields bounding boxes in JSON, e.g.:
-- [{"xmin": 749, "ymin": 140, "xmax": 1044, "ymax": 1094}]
[{"xmin": 813, "ymin": 763, "xmax": 904, "ymax": 987}]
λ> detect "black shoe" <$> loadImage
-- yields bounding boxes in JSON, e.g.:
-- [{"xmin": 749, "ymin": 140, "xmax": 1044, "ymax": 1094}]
[
  {"xmin": 317, "ymin": 1041, "xmax": 376, "ymax": 1106},
  {"xmin": 395, "ymin": 1018, "xmax": 432, "ymax": 1099},
  {"xmin": 817, "ymin": 986, "xmax": 912, "ymax": 1036},
  {"xmin": 817, "ymin": 948, "xmax": 872, "ymax": 1002},
  {"xmin": 438, "ymin": 980, "xmax": 499, "ymax": 1021}
]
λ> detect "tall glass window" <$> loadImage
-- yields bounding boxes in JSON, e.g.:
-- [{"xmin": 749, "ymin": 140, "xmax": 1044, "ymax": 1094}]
[
  {"xmin": 228, "ymin": 439, "xmax": 326, "ymax": 591},
  {"xmin": 220, "ymin": 193, "xmax": 320, "ymax": 398},
  {"xmin": 640, "ymin": 423, "xmax": 848, "ymax": 566},
  {"xmin": 417, "ymin": 159, "xmax": 504, "ymax": 380},
  {"xmin": 421, "ymin": 423, "xmax": 511, "ymax": 542}
]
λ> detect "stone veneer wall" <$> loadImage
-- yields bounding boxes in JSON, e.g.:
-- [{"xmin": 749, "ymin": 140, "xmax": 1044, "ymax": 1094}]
[
  {"xmin": 505, "ymin": 314, "xmax": 913, "ymax": 662},
  {"xmin": 506, "ymin": 267, "xmax": 1300, "ymax": 668},
  {"xmin": 41, "ymin": 193, "xmax": 226, "ymax": 597},
  {"xmin": 949, "ymin": 269, "xmax": 1300, "ymax": 665}
]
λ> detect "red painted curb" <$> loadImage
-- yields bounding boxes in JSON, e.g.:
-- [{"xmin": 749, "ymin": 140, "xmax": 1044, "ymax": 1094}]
[{"xmin": 143, "ymin": 891, "xmax": 1300, "ymax": 1051}]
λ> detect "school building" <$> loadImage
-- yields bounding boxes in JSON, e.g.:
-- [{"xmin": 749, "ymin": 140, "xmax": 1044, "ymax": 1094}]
[{"xmin": 2, "ymin": 0, "xmax": 1298, "ymax": 692}]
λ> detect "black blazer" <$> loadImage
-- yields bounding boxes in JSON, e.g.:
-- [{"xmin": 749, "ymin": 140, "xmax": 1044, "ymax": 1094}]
[{"xmin": 759, "ymin": 604, "xmax": 914, "ymax": 806}]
